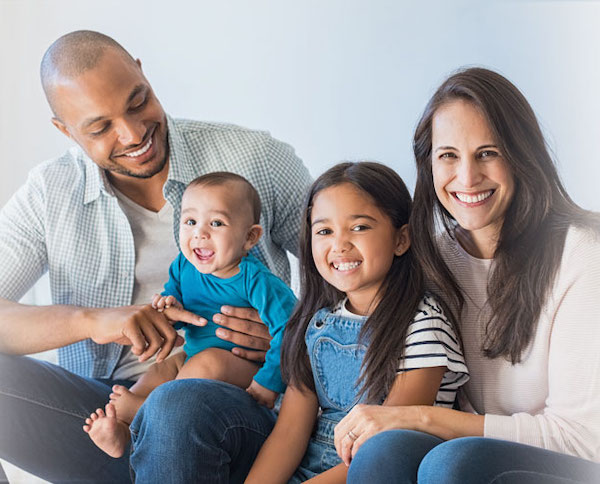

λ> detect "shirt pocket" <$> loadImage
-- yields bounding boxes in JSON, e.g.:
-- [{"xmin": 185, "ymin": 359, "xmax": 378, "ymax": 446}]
[{"xmin": 312, "ymin": 337, "xmax": 367, "ymax": 412}]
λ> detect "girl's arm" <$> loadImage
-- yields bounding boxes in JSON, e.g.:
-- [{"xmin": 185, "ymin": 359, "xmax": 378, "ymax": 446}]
[
  {"xmin": 334, "ymin": 366, "xmax": 452, "ymax": 466},
  {"xmin": 245, "ymin": 385, "xmax": 319, "ymax": 484}
]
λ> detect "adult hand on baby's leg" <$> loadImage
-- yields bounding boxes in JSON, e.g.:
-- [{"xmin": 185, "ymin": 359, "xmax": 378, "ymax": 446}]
[
  {"xmin": 246, "ymin": 379, "xmax": 278, "ymax": 409},
  {"xmin": 214, "ymin": 306, "xmax": 272, "ymax": 362}
]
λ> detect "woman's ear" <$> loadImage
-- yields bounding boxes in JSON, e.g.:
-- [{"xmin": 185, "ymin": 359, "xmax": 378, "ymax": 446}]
[
  {"xmin": 394, "ymin": 224, "xmax": 411, "ymax": 256},
  {"xmin": 243, "ymin": 224, "xmax": 263, "ymax": 252}
]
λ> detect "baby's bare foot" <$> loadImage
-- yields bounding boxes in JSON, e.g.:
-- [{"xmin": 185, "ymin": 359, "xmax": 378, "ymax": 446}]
[
  {"xmin": 83, "ymin": 404, "xmax": 130, "ymax": 458},
  {"xmin": 109, "ymin": 385, "xmax": 146, "ymax": 424}
]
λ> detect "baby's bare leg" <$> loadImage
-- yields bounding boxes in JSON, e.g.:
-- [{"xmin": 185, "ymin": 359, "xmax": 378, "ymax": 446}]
[
  {"xmin": 176, "ymin": 348, "xmax": 259, "ymax": 389},
  {"xmin": 110, "ymin": 352, "xmax": 185, "ymax": 424}
]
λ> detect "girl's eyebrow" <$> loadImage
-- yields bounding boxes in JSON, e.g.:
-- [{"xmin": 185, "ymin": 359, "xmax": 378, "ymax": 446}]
[{"xmin": 311, "ymin": 214, "xmax": 377, "ymax": 226}]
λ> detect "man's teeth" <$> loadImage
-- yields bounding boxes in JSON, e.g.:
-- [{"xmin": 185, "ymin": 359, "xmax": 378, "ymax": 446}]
[
  {"xmin": 455, "ymin": 190, "xmax": 493, "ymax": 204},
  {"xmin": 333, "ymin": 261, "xmax": 361, "ymax": 271},
  {"xmin": 124, "ymin": 137, "xmax": 152, "ymax": 157}
]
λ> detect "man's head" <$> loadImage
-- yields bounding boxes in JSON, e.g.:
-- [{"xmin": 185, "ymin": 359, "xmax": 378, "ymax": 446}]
[
  {"xmin": 179, "ymin": 173, "xmax": 263, "ymax": 279},
  {"xmin": 40, "ymin": 30, "xmax": 168, "ymax": 180}
]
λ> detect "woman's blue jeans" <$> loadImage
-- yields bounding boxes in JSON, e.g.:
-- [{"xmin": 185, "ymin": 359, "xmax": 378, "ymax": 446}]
[{"xmin": 347, "ymin": 430, "xmax": 600, "ymax": 483}]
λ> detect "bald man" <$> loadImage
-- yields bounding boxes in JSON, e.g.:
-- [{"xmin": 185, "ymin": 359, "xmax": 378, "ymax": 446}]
[{"xmin": 0, "ymin": 31, "xmax": 310, "ymax": 483}]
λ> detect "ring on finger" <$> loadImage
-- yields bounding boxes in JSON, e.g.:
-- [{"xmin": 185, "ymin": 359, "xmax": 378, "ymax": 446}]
[{"xmin": 347, "ymin": 430, "xmax": 358, "ymax": 441}]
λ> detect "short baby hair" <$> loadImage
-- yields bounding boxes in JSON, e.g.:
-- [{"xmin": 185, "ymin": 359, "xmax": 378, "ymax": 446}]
[{"xmin": 187, "ymin": 172, "xmax": 261, "ymax": 224}]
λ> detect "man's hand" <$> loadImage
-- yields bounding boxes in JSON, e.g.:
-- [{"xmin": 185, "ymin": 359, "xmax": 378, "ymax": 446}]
[
  {"xmin": 86, "ymin": 304, "xmax": 206, "ymax": 363},
  {"xmin": 213, "ymin": 306, "xmax": 272, "ymax": 362}
]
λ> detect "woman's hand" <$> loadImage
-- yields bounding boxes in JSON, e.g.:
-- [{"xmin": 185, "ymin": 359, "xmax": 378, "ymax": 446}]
[
  {"xmin": 333, "ymin": 404, "xmax": 423, "ymax": 466},
  {"xmin": 213, "ymin": 306, "xmax": 272, "ymax": 362}
]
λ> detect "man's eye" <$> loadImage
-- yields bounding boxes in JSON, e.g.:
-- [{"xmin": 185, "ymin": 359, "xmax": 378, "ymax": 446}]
[
  {"xmin": 129, "ymin": 96, "xmax": 148, "ymax": 112},
  {"xmin": 185, "ymin": 219, "xmax": 196, "ymax": 226},
  {"xmin": 90, "ymin": 125, "xmax": 109, "ymax": 137},
  {"xmin": 210, "ymin": 220, "xmax": 223, "ymax": 227}
]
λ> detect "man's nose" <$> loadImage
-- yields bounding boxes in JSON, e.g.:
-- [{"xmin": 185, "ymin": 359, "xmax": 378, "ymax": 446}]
[{"xmin": 115, "ymin": 119, "xmax": 145, "ymax": 147}]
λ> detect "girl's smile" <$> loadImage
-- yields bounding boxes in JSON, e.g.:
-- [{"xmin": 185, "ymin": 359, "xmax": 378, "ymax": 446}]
[{"xmin": 310, "ymin": 182, "xmax": 409, "ymax": 315}]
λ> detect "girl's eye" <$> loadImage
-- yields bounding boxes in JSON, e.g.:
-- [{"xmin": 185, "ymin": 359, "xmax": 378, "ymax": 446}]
[
  {"xmin": 210, "ymin": 220, "xmax": 224, "ymax": 227},
  {"xmin": 351, "ymin": 225, "xmax": 369, "ymax": 232},
  {"xmin": 315, "ymin": 228, "xmax": 332, "ymax": 236},
  {"xmin": 184, "ymin": 219, "xmax": 196, "ymax": 226}
]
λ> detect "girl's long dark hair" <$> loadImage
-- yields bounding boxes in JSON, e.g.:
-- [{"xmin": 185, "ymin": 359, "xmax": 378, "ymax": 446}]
[
  {"xmin": 412, "ymin": 67, "xmax": 600, "ymax": 363},
  {"xmin": 281, "ymin": 162, "xmax": 424, "ymax": 403}
]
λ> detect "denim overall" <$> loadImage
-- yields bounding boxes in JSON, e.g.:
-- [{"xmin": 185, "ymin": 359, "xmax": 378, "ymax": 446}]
[{"xmin": 289, "ymin": 307, "xmax": 369, "ymax": 482}]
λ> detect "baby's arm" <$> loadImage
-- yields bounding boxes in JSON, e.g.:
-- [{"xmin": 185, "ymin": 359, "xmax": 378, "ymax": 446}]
[
  {"xmin": 246, "ymin": 379, "xmax": 278, "ymax": 409},
  {"xmin": 245, "ymin": 385, "xmax": 319, "ymax": 484}
]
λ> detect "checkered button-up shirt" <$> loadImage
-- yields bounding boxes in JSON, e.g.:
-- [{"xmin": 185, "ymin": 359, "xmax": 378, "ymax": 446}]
[{"xmin": 0, "ymin": 116, "xmax": 312, "ymax": 378}]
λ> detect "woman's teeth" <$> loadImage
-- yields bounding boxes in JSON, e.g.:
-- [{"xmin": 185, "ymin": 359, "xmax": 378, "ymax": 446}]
[
  {"xmin": 124, "ymin": 136, "xmax": 153, "ymax": 158},
  {"xmin": 455, "ymin": 190, "xmax": 493, "ymax": 204}
]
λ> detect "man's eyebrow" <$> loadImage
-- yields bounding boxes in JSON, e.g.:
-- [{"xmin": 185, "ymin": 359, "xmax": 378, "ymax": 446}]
[{"xmin": 80, "ymin": 85, "xmax": 148, "ymax": 130}]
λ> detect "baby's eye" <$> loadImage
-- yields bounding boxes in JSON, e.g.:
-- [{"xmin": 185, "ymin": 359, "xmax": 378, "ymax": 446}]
[
  {"xmin": 210, "ymin": 220, "xmax": 224, "ymax": 227},
  {"xmin": 184, "ymin": 219, "xmax": 196, "ymax": 226}
]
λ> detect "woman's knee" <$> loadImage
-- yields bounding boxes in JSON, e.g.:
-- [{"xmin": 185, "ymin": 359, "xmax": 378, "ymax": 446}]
[{"xmin": 348, "ymin": 430, "xmax": 443, "ymax": 484}]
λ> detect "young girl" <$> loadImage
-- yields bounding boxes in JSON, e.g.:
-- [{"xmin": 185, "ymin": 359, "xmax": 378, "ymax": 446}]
[{"xmin": 245, "ymin": 161, "xmax": 469, "ymax": 483}]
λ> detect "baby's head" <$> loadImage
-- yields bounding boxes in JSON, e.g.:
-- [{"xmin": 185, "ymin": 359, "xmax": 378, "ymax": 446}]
[{"xmin": 179, "ymin": 172, "xmax": 262, "ymax": 278}]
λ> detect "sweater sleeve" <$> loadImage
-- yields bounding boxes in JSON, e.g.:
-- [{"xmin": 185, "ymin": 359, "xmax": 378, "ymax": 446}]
[
  {"xmin": 484, "ymin": 229, "xmax": 600, "ymax": 461},
  {"xmin": 247, "ymin": 269, "xmax": 297, "ymax": 393}
]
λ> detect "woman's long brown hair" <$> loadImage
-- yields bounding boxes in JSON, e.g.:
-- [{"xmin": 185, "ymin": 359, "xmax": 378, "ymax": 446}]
[{"xmin": 412, "ymin": 67, "xmax": 600, "ymax": 363}]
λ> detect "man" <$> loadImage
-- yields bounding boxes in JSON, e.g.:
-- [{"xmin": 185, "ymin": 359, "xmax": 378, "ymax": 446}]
[{"xmin": 0, "ymin": 30, "xmax": 311, "ymax": 483}]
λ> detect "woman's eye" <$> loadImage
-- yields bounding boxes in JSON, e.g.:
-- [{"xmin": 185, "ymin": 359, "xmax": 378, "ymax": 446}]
[
  {"xmin": 439, "ymin": 152, "xmax": 457, "ymax": 160},
  {"xmin": 479, "ymin": 150, "xmax": 498, "ymax": 159},
  {"xmin": 210, "ymin": 220, "xmax": 223, "ymax": 227}
]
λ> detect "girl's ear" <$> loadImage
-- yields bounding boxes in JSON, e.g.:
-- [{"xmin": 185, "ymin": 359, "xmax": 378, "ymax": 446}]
[
  {"xmin": 394, "ymin": 224, "xmax": 411, "ymax": 257},
  {"xmin": 243, "ymin": 224, "xmax": 263, "ymax": 252}
]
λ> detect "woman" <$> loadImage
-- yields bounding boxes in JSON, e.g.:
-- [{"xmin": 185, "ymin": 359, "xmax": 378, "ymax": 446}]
[{"xmin": 334, "ymin": 67, "xmax": 600, "ymax": 483}]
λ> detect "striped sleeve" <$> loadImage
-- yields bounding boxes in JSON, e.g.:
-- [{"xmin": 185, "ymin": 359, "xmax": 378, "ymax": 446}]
[{"xmin": 397, "ymin": 294, "xmax": 470, "ymax": 408}]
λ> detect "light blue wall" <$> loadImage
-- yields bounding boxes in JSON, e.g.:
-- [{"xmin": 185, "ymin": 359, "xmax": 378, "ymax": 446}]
[{"xmin": 1, "ymin": 1, "xmax": 598, "ymax": 207}]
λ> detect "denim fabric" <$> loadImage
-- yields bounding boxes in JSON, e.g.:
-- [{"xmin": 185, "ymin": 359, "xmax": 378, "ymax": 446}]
[
  {"xmin": 347, "ymin": 430, "xmax": 600, "ymax": 484},
  {"xmin": 0, "ymin": 353, "xmax": 132, "ymax": 483},
  {"xmin": 290, "ymin": 308, "xmax": 368, "ymax": 481},
  {"xmin": 129, "ymin": 379, "xmax": 276, "ymax": 484}
]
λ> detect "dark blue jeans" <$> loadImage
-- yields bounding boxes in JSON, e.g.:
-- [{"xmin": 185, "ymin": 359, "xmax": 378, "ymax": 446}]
[
  {"xmin": 347, "ymin": 430, "xmax": 600, "ymax": 483},
  {"xmin": 0, "ymin": 353, "xmax": 132, "ymax": 483},
  {"xmin": 129, "ymin": 379, "xmax": 276, "ymax": 483}
]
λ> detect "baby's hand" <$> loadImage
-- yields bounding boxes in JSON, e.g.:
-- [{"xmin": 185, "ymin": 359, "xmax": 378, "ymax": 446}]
[
  {"xmin": 246, "ymin": 380, "xmax": 278, "ymax": 409},
  {"xmin": 151, "ymin": 294, "xmax": 182, "ymax": 312}
]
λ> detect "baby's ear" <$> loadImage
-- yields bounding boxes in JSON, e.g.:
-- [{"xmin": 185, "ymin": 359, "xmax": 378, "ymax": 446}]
[
  {"xmin": 394, "ymin": 224, "xmax": 411, "ymax": 257},
  {"xmin": 244, "ymin": 224, "xmax": 263, "ymax": 251}
]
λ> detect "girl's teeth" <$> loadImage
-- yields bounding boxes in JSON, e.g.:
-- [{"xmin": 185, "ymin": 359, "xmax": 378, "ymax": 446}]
[
  {"xmin": 456, "ymin": 190, "xmax": 493, "ymax": 204},
  {"xmin": 334, "ymin": 261, "xmax": 361, "ymax": 271},
  {"xmin": 124, "ymin": 136, "xmax": 152, "ymax": 157}
]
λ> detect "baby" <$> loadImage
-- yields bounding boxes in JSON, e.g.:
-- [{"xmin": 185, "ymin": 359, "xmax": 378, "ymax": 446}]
[{"xmin": 83, "ymin": 172, "xmax": 297, "ymax": 458}]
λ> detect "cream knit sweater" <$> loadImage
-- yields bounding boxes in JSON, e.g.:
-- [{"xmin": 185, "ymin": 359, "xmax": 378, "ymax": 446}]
[{"xmin": 438, "ymin": 226, "xmax": 600, "ymax": 461}]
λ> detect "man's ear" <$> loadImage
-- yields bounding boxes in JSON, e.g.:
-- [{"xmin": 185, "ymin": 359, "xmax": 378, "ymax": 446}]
[
  {"xmin": 244, "ymin": 224, "xmax": 263, "ymax": 251},
  {"xmin": 136, "ymin": 58, "xmax": 142, "ymax": 69},
  {"xmin": 394, "ymin": 224, "xmax": 411, "ymax": 257},
  {"xmin": 51, "ymin": 117, "xmax": 72, "ymax": 140}
]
